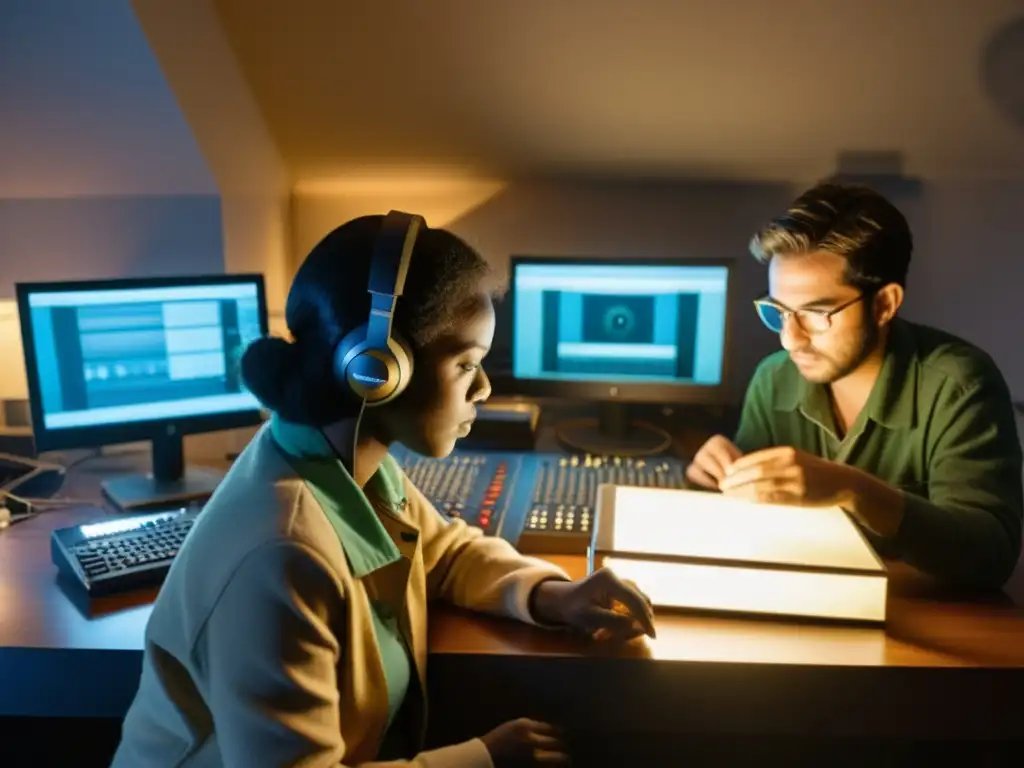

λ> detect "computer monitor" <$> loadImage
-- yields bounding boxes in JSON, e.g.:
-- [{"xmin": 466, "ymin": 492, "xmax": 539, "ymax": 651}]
[
  {"xmin": 510, "ymin": 257, "xmax": 732, "ymax": 455},
  {"xmin": 16, "ymin": 274, "xmax": 268, "ymax": 511}
]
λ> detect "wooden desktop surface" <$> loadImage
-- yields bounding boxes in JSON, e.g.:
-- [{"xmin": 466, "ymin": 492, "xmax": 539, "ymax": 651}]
[{"xmin": 1, "ymin": 428, "xmax": 1023, "ymax": 748}]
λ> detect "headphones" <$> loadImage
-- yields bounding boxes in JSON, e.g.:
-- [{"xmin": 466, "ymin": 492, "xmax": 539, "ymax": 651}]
[{"xmin": 332, "ymin": 210, "xmax": 424, "ymax": 406}]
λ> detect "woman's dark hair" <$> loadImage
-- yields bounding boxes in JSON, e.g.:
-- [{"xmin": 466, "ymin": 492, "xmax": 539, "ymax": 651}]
[
  {"xmin": 749, "ymin": 182, "xmax": 914, "ymax": 291},
  {"xmin": 241, "ymin": 215, "xmax": 496, "ymax": 425}
]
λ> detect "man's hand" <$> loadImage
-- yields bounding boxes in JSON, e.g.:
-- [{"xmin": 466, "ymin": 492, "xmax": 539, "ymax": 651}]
[
  {"xmin": 717, "ymin": 446, "xmax": 856, "ymax": 507},
  {"xmin": 686, "ymin": 435, "xmax": 743, "ymax": 490},
  {"xmin": 530, "ymin": 569, "xmax": 656, "ymax": 642}
]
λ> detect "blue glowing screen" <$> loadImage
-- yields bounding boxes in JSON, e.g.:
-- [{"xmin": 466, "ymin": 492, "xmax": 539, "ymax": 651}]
[
  {"xmin": 24, "ymin": 281, "xmax": 264, "ymax": 430},
  {"xmin": 512, "ymin": 263, "xmax": 728, "ymax": 386}
]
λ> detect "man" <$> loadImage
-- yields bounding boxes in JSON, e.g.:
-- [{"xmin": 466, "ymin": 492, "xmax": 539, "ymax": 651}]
[{"xmin": 687, "ymin": 182, "xmax": 1022, "ymax": 589}]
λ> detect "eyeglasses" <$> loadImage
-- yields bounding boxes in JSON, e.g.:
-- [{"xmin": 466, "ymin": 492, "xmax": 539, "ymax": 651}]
[{"xmin": 753, "ymin": 293, "xmax": 867, "ymax": 334}]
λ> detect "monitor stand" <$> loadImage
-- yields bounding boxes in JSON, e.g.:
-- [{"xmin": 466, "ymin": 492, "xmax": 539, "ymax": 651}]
[
  {"xmin": 101, "ymin": 432, "xmax": 225, "ymax": 513},
  {"xmin": 554, "ymin": 401, "xmax": 673, "ymax": 457}
]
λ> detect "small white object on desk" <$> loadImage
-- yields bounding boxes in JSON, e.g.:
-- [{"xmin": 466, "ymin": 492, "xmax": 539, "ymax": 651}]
[{"xmin": 591, "ymin": 485, "xmax": 887, "ymax": 624}]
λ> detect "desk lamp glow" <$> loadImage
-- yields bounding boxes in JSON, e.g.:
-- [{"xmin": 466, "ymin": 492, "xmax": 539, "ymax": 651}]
[{"xmin": 590, "ymin": 485, "xmax": 888, "ymax": 624}]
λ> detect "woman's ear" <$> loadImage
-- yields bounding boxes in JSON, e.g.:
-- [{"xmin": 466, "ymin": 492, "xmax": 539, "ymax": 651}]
[{"xmin": 873, "ymin": 283, "xmax": 905, "ymax": 325}]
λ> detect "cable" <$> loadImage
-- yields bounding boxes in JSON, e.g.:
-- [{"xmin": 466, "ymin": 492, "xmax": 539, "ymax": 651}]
[
  {"xmin": 0, "ymin": 489, "xmax": 93, "ymax": 525},
  {"xmin": 319, "ymin": 399, "xmax": 368, "ymax": 473},
  {"xmin": 0, "ymin": 448, "xmax": 103, "ymax": 528},
  {"xmin": 60, "ymin": 447, "xmax": 103, "ymax": 472},
  {"xmin": 352, "ymin": 398, "xmax": 368, "ymax": 465},
  {"xmin": 3, "ymin": 493, "xmax": 92, "ymax": 507}
]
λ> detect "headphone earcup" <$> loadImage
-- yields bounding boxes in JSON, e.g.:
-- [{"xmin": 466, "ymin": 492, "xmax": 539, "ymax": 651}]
[
  {"xmin": 333, "ymin": 324, "xmax": 366, "ymax": 397},
  {"xmin": 333, "ymin": 325, "xmax": 414, "ymax": 406},
  {"xmin": 373, "ymin": 330, "xmax": 413, "ymax": 406}
]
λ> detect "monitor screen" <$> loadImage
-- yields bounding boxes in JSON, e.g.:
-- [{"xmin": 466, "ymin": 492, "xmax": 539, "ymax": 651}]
[
  {"xmin": 21, "ymin": 279, "xmax": 265, "ymax": 432},
  {"xmin": 512, "ymin": 261, "xmax": 729, "ymax": 388}
]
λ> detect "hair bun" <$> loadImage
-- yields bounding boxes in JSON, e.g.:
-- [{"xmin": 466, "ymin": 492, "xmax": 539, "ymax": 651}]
[
  {"xmin": 241, "ymin": 335, "xmax": 354, "ymax": 425},
  {"xmin": 240, "ymin": 336, "xmax": 302, "ymax": 413}
]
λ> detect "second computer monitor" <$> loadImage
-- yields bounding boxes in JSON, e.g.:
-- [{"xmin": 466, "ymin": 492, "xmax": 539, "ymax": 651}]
[
  {"xmin": 17, "ymin": 274, "xmax": 268, "ymax": 511},
  {"xmin": 512, "ymin": 258, "xmax": 730, "ymax": 397},
  {"xmin": 510, "ymin": 257, "xmax": 732, "ymax": 454}
]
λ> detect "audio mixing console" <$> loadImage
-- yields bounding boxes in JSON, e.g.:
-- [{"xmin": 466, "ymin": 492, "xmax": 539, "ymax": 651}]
[{"xmin": 389, "ymin": 446, "xmax": 688, "ymax": 555}]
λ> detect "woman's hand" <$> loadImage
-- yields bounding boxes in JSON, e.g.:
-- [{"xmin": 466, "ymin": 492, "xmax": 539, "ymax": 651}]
[
  {"xmin": 530, "ymin": 569, "xmax": 656, "ymax": 641},
  {"xmin": 480, "ymin": 718, "xmax": 567, "ymax": 766}
]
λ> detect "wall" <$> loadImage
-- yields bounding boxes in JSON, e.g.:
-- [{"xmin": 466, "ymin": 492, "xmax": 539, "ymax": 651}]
[
  {"xmin": 0, "ymin": 1, "xmax": 227, "ymax": 400},
  {"xmin": 293, "ymin": 176, "xmax": 1024, "ymax": 405},
  {"xmin": 132, "ymin": 0, "xmax": 293, "ymax": 317},
  {"xmin": 0, "ymin": 0, "xmax": 224, "ymax": 287},
  {"xmin": 291, "ymin": 172, "xmax": 509, "ymax": 259},
  {"xmin": 0, "ymin": 196, "xmax": 223, "ymax": 292},
  {"xmin": 0, "ymin": 1, "xmax": 218, "ymax": 202},
  {"xmin": 895, "ymin": 179, "xmax": 1024, "ymax": 400}
]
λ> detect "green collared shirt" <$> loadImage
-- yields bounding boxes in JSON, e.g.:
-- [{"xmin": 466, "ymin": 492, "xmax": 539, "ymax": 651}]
[
  {"xmin": 270, "ymin": 417, "xmax": 412, "ymax": 740},
  {"xmin": 735, "ymin": 318, "xmax": 1023, "ymax": 589}
]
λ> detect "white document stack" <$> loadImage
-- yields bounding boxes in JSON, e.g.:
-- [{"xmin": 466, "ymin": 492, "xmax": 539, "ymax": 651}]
[{"xmin": 592, "ymin": 485, "xmax": 888, "ymax": 624}]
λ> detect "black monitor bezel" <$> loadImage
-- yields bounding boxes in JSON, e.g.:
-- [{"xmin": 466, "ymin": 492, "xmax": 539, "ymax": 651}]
[
  {"xmin": 15, "ymin": 273, "xmax": 269, "ymax": 453},
  {"xmin": 508, "ymin": 255, "xmax": 735, "ymax": 405}
]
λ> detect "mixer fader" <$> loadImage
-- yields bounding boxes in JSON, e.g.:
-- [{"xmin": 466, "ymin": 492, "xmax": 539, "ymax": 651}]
[
  {"xmin": 390, "ymin": 446, "xmax": 688, "ymax": 555},
  {"xmin": 393, "ymin": 452, "xmax": 525, "ymax": 539}
]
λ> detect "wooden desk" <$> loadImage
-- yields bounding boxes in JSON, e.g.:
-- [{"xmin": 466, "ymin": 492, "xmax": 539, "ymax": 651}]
[{"xmin": 2, "ymin": 435, "xmax": 1023, "ymax": 764}]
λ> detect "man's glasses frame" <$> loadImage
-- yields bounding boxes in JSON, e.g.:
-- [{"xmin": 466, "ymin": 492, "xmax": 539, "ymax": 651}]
[{"xmin": 753, "ymin": 293, "xmax": 869, "ymax": 334}]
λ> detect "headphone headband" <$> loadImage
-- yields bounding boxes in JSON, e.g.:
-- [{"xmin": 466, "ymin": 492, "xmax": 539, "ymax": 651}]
[{"xmin": 364, "ymin": 211, "xmax": 423, "ymax": 351}]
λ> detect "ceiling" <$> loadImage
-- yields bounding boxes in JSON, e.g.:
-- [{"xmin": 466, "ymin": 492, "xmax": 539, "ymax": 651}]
[{"xmin": 214, "ymin": 0, "xmax": 1024, "ymax": 183}]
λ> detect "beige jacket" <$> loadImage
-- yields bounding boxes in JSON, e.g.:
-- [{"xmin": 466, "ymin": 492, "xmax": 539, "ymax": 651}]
[{"xmin": 111, "ymin": 421, "xmax": 569, "ymax": 767}]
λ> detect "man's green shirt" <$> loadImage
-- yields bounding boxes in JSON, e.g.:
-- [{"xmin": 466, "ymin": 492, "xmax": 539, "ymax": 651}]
[{"xmin": 735, "ymin": 318, "xmax": 1023, "ymax": 588}]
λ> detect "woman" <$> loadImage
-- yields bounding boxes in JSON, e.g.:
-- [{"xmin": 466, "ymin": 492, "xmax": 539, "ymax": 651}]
[{"xmin": 112, "ymin": 213, "xmax": 655, "ymax": 767}]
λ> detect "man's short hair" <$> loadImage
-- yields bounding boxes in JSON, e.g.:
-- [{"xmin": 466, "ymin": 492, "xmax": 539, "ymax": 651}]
[{"xmin": 749, "ymin": 182, "xmax": 913, "ymax": 290}]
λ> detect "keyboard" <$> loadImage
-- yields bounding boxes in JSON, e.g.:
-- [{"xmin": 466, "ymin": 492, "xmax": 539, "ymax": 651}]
[
  {"xmin": 52, "ymin": 507, "xmax": 198, "ymax": 596},
  {"xmin": 391, "ymin": 447, "xmax": 688, "ymax": 555}
]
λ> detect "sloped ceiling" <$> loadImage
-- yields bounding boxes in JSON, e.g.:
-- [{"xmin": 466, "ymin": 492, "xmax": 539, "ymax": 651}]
[
  {"xmin": 0, "ymin": 0, "xmax": 217, "ymax": 198},
  {"xmin": 213, "ymin": 0, "xmax": 1024, "ymax": 183}
]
